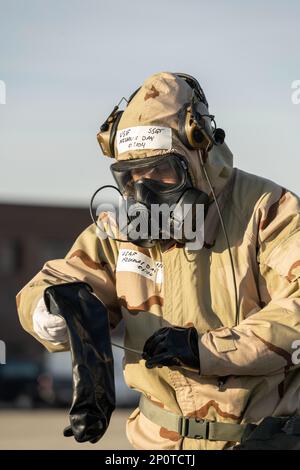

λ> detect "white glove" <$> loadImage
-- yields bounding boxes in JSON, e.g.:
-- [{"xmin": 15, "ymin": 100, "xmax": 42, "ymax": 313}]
[{"xmin": 32, "ymin": 297, "xmax": 68, "ymax": 344}]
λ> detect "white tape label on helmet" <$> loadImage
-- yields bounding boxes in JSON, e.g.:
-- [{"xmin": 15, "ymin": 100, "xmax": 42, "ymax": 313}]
[{"xmin": 116, "ymin": 126, "xmax": 172, "ymax": 154}]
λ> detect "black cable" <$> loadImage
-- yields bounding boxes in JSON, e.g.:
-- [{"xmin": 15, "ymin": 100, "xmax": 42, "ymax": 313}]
[
  {"xmin": 198, "ymin": 151, "xmax": 240, "ymax": 326},
  {"xmin": 89, "ymin": 184, "xmax": 134, "ymax": 245},
  {"xmin": 112, "ymin": 341, "xmax": 142, "ymax": 355}
]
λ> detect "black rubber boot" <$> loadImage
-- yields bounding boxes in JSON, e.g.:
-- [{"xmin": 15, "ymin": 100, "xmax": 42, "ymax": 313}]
[{"xmin": 44, "ymin": 282, "xmax": 115, "ymax": 444}]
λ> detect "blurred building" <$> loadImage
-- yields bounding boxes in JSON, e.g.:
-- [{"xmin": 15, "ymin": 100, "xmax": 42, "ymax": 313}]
[{"xmin": 0, "ymin": 203, "xmax": 91, "ymax": 359}]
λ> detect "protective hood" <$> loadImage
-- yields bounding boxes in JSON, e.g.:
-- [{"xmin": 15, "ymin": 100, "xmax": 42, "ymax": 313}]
[{"xmin": 110, "ymin": 71, "xmax": 234, "ymax": 198}]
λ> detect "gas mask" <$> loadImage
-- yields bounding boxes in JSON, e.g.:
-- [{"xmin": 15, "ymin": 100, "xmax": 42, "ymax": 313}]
[{"xmin": 110, "ymin": 154, "xmax": 209, "ymax": 248}]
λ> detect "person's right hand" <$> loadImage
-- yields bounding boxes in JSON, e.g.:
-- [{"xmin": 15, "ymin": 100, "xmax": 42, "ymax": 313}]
[{"xmin": 32, "ymin": 296, "xmax": 68, "ymax": 343}]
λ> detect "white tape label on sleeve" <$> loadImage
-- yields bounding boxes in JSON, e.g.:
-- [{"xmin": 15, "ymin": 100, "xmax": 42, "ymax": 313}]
[{"xmin": 116, "ymin": 126, "xmax": 172, "ymax": 154}]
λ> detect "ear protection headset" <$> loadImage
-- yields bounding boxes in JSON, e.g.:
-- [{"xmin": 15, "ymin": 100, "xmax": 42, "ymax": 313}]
[
  {"xmin": 176, "ymin": 73, "xmax": 225, "ymax": 152},
  {"xmin": 97, "ymin": 73, "xmax": 225, "ymax": 158},
  {"xmin": 97, "ymin": 87, "xmax": 140, "ymax": 158}
]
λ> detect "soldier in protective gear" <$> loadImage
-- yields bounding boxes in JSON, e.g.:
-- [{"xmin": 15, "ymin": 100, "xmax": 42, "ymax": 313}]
[{"xmin": 16, "ymin": 72, "xmax": 300, "ymax": 450}]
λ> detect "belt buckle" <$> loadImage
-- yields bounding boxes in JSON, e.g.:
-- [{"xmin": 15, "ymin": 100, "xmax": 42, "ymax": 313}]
[{"xmin": 180, "ymin": 416, "xmax": 209, "ymax": 439}]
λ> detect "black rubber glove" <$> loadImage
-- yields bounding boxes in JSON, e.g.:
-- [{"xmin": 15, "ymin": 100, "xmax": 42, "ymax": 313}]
[
  {"xmin": 142, "ymin": 326, "xmax": 200, "ymax": 371},
  {"xmin": 44, "ymin": 282, "xmax": 115, "ymax": 444}
]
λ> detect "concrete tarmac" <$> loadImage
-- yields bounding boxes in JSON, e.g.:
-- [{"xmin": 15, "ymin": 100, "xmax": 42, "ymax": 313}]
[{"xmin": 0, "ymin": 408, "xmax": 134, "ymax": 450}]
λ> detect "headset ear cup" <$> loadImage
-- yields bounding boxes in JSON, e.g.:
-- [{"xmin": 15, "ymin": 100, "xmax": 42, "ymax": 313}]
[
  {"xmin": 178, "ymin": 103, "xmax": 206, "ymax": 150},
  {"xmin": 109, "ymin": 110, "xmax": 123, "ymax": 158},
  {"xmin": 178, "ymin": 103, "xmax": 194, "ymax": 149}
]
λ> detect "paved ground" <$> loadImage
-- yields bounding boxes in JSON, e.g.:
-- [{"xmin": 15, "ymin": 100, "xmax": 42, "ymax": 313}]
[{"xmin": 0, "ymin": 408, "xmax": 134, "ymax": 450}]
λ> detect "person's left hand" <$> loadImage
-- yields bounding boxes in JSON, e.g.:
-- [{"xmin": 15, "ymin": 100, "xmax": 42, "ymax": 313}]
[{"xmin": 142, "ymin": 326, "xmax": 200, "ymax": 371}]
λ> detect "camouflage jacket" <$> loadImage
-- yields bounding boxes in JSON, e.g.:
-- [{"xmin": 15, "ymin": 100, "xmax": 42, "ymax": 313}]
[{"xmin": 16, "ymin": 73, "xmax": 300, "ymax": 450}]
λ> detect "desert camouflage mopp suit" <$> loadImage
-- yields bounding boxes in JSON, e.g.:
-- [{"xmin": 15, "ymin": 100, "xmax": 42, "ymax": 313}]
[{"xmin": 17, "ymin": 72, "xmax": 300, "ymax": 450}]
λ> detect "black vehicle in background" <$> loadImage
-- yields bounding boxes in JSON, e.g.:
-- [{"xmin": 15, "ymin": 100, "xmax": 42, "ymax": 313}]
[
  {"xmin": 0, "ymin": 360, "xmax": 43, "ymax": 407},
  {"xmin": 0, "ymin": 347, "xmax": 139, "ymax": 409}
]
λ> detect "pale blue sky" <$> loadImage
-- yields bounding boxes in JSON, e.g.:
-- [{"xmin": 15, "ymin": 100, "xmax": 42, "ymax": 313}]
[{"xmin": 0, "ymin": 0, "xmax": 299, "ymax": 206}]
